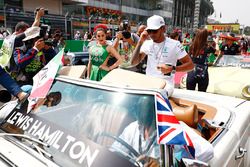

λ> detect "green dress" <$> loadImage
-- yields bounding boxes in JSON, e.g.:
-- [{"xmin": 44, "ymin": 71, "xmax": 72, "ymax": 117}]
[
  {"xmin": 89, "ymin": 45, "xmax": 109, "ymax": 81},
  {"xmin": 207, "ymin": 53, "xmax": 216, "ymax": 64},
  {"xmin": 183, "ymin": 38, "xmax": 191, "ymax": 53}
]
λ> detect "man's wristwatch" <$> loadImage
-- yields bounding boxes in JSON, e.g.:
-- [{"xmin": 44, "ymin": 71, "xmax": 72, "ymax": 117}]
[
  {"xmin": 164, "ymin": 64, "xmax": 176, "ymax": 76},
  {"xmin": 172, "ymin": 65, "xmax": 176, "ymax": 73}
]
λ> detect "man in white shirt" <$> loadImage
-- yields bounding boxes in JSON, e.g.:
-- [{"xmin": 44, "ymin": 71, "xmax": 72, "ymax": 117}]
[
  {"xmin": 131, "ymin": 15, "xmax": 194, "ymax": 96},
  {"xmin": 111, "ymin": 96, "xmax": 213, "ymax": 166}
]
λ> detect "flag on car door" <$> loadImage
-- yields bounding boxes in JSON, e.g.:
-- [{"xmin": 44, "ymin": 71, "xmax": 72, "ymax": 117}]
[
  {"xmin": 27, "ymin": 49, "xmax": 64, "ymax": 112},
  {"xmin": 156, "ymin": 93, "xmax": 194, "ymax": 148}
]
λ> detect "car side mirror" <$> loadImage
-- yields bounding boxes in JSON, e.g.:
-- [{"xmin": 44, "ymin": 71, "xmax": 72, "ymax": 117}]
[{"xmin": 181, "ymin": 158, "xmax": 209, "ymax": 167}]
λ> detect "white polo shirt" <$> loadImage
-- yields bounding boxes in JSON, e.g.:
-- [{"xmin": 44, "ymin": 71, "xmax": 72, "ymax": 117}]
[{"xmin": 140, "ymin": 38, "xmax": 187, "ymax": 95}]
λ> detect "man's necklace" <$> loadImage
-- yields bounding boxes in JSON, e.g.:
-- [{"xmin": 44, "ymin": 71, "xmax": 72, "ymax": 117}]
[{"xmin": 154, "ymin": 40, "xmax": 166, "ymax": 64}]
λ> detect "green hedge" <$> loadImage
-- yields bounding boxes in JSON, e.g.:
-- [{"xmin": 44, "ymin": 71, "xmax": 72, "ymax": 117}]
[{"xmin": 0, "ymin": 40, "xmax": 89, "ymax": 52}]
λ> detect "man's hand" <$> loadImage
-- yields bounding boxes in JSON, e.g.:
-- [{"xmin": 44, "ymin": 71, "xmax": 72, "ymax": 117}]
[
  {"xmin": 32, "ymin": 8, "xmax": 45, "ymax": 27},
  {"xmin": 137, "ymin": 155, "xmax": 159, "ymax": 167},
  {"xmin": 34, "ymin": 39, "xmax": 45, "ymax": 51},
  {"xmin": 131, "ymin": 31, "xmax": 147, "ymax": 66},
  {"xmin": 157, "ymin": 64, "xmax": 173, "ymax": 75},
  {"xmin": 17, "ymin": 91, "xmax": 27, "ymax": 101},
  {"xmin": 36, "ymin": 8, "xmax": 45, "ymax": 18},
  {"xmin": 139, "ymin": 30, "xmax": 149, "ymax": 45},
  {"xmin": 116, "ymin": 31, "xmax": 123, "ymax": 40}
]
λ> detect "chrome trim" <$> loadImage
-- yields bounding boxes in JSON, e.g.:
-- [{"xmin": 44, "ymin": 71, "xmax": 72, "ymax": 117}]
[
  {"xmin": 1, "ymin": 135, "xmax": 57, "ymax": 167},
  {"xmin": 0, "ymin": 152, "xmax": 17, "ymax": 167}
]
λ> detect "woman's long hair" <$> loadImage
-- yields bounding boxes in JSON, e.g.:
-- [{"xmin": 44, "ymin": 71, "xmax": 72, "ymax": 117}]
[{"xmin": 189, "ymin": 29, "xmax": 208, "ymax": 57}]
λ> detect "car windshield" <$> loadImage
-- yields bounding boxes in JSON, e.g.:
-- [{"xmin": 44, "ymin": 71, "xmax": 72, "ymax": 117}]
[
  {"xmin": 214, "ymin": 55, "xmax": 250, "ymax": 68},
  {"xmin": 0, "ymin": 79, "xmax": 158, "ymax": 167}
]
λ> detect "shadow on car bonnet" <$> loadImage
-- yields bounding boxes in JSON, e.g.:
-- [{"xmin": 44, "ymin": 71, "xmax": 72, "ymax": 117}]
[{"xmin": 0, "ymin": 89, "xmax": 12, "ymax": 103}]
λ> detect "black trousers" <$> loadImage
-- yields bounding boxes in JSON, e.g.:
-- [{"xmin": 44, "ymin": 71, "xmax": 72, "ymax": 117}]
[{"xmin": 186, "ymin": 71, "xmax": 209, "ymax": 92}]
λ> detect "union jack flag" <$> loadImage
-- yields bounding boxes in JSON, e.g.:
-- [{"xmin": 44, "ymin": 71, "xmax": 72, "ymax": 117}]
[{"xmin": 156, "ymin": 93, "xmax": 194, "ymax": 148}]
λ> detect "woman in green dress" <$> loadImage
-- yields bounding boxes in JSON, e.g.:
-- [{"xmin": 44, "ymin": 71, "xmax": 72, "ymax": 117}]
[
  {"xmin": 87, "ymin": 26, "xmax": 122, "ymax": 81},
  {"xmin": 182, "ymin": 33, "xmax": 191, "ymax": 53}
]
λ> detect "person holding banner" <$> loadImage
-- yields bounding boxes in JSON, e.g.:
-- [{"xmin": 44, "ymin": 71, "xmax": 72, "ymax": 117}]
[
  {"xmin": 0, "ymin": 21, "xmax": 34, "ymax": 101},
  {"xmin": 0, "ymin": 8, "xmax": 46, "ymax": 99},
  {"xmin": 0, "ymin": 8, "xmax": 45, "ymax": 72},
  {"xmin": 87, "ymin": 25, "xmax": 122, "ymax": 81}
]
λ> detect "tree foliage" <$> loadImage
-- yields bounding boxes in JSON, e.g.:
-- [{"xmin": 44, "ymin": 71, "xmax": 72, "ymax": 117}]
[{"xmin": 244, "ymin": 26, "xmax": 250, "ymax": 35}]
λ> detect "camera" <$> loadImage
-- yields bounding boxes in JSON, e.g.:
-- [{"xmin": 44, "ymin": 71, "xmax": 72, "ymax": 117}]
[
  {"xmin": 122, "ymin": 20, "xmax": 129, "ymax": 31},
  {"xmin": 122, "ymin": 31, "xmax": 131, "ymax": 39},
  {"xmin": 35, "ymin": 8, "xmax": 48, "ymax": 15},
  {"xmin": 44, "ymin": 39, "xmax": 54, "ymax": 46},
  {"xmin": 120, "ymin": 20, "xmax": 131, "ymax": 39},
  {"xmin": 40, "ymin": 24, "xmax": 51, "ymax": 40},
  {"xmin": 24, "ymin": 24, "xmax": 51, "ymax": 50}
]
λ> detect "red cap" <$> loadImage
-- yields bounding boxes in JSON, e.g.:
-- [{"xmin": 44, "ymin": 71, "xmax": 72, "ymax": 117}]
[
  {"xmin": 220, "ymin": 34, "xmax": 238, "ymax": 41},
  {"xmin": 93, "ymin": 24, "xmax": 108, "ymax": 33}
]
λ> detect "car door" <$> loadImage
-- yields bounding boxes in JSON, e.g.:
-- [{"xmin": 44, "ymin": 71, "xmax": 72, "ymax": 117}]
[{"xmin": 227, "ymin": 102, "xmax": 250, "ymax": 167}]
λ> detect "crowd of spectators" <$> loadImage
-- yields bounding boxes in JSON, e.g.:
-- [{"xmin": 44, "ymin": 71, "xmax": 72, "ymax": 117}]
[
  {"xmin": 1, "ymin": 6, "xmax": 250, "ymax": 102},
  {"xmin": 0, "ymin": 7, "xmax": 65, "ymax": 103}
]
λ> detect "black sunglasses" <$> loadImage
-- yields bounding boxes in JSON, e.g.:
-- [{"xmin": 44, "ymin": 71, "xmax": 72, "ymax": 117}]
[{"xmin": 147, "ymin": 28, "xmax": 160, "ymax": 34}]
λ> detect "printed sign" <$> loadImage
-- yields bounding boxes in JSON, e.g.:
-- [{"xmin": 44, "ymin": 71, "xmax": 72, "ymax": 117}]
[{"xmin": 4, "ymin": 111, "xmax": 136, "ymax": 167}]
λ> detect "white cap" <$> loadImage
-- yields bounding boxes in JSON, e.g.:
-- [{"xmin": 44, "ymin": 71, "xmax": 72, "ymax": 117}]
[
  {"xmin": 146, "ymin": 15, "xmax": 165, "ymax": 30},
  {"xmin": 23, "ymin": 26, "xmax": 41, "ymax": 41}
]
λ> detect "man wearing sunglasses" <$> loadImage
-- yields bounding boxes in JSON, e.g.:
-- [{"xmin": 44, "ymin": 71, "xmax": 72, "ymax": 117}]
[{"xmin": 131, "ymin": 15, "xmax": 194, "ymax": 96}]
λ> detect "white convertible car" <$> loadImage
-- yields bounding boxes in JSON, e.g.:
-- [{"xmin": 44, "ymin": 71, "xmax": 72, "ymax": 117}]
[{"xmin": 0, "ymin": 69, "xmax": 249, "ymax": 167}]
